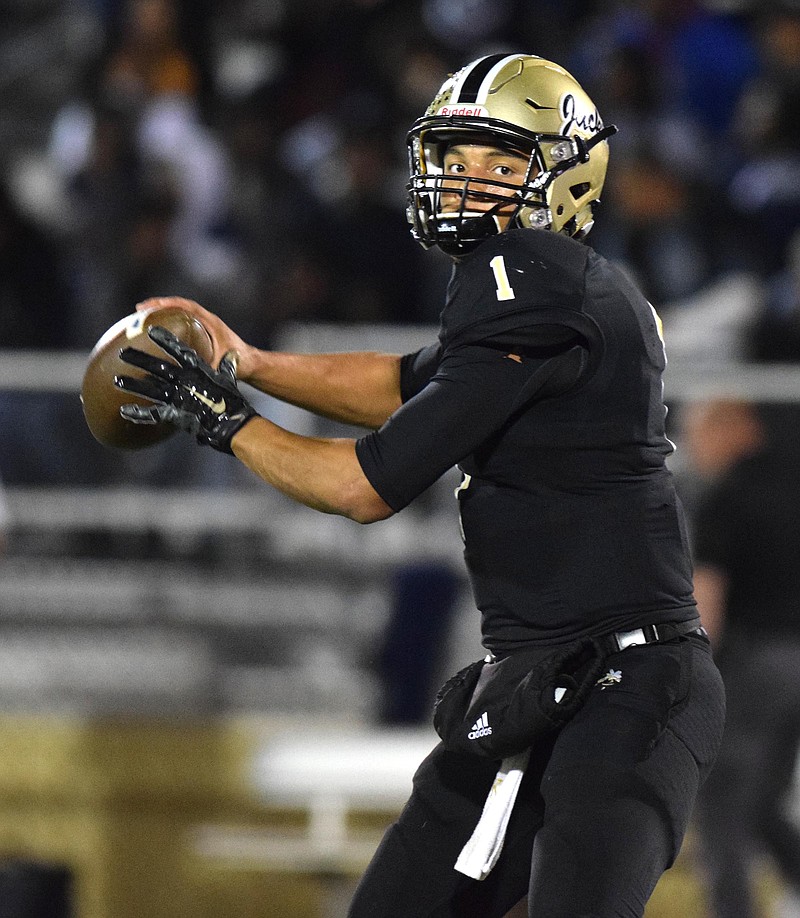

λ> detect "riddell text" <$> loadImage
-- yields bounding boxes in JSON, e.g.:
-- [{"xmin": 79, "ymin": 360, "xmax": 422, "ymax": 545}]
[{"xmin": 439, "ymin": 106, "xmax": 487, "ymax": 117}]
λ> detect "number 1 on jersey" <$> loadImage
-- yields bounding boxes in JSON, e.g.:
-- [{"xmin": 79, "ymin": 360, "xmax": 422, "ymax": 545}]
[{"xmin": 489, "ymin": 255, "xmax": 516, "ymax": 301}]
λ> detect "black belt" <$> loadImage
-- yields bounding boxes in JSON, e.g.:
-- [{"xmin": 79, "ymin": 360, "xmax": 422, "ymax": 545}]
[{"xmin": 601, "ymin": 617, "xmax": 706, "ymax": 655}]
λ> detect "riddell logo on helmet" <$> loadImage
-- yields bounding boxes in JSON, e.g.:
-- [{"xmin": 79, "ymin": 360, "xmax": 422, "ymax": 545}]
[{"xmin": 438, "ymin": 105, "xmax": 488, "ymax": 117}]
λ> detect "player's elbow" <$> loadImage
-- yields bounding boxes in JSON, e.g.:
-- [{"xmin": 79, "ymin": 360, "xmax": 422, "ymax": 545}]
[{"xmin": 341, "ymin": 479, "xmax": 395, "ymax": 524}]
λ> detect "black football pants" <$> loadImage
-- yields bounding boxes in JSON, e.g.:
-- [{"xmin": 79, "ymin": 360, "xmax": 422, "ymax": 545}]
[{"xmin": 348, "ymin": 635, "xmax": 725, "ymax": 918}]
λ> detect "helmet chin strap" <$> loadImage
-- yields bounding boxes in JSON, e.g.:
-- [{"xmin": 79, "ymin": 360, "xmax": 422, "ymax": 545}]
[
  {"xmin": 434, "ymin": 200, "xmax": 541, "ymax": 253},
  {"xmin": 429, "ymin": 209, "xmax": 504, "ymax": 256},
  {"xmin": 459, "ymin": 211, "xmax": 506, "ymax": 233},
  {"xmin": 448, "ymin": 211, "xmax": 504, "ymax": 240}
]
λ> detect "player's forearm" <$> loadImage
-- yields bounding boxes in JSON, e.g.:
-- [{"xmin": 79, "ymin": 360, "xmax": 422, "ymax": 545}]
[
  {"xmin": 241, "ymin": 349, "xmax": 403, "ymax": 429},
  {"xmin": 231, "ymin": 416, "xmax": 394, "ymax": 523},
  {"xmin": 134, "ymin": 298, "xmax": 403, "ymax": 428}
]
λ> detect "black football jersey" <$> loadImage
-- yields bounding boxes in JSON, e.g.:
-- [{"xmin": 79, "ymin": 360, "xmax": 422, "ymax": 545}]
[{"xmin": 356, "ymin": 229, "xmax": 696, "ymax": 651}]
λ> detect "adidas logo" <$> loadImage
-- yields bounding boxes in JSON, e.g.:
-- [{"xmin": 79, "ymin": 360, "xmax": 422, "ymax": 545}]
[{"xmin": 468, "ymin": 712, "xmax": 493, "ymax": 740}]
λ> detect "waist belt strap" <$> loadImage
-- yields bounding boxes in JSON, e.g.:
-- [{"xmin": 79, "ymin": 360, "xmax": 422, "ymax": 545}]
[{"xmin": 602, "ymin": 617, "xmax": 704, "ymax": 655}]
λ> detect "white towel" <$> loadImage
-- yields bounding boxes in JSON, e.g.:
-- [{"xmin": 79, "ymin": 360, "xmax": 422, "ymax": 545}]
[{"xmin": 454, "ymin": 748, "xmax": 531, "ymax": 880}]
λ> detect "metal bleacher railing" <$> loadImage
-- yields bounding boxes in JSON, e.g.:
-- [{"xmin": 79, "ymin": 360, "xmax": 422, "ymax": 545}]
[{"xmin": 2, "ymin": 322, "xmax": 800, "ymax": 723}]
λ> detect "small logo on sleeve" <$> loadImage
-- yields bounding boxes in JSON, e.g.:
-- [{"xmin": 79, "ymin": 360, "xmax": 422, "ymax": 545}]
[{"xmin": 468, "ymin": 712, "xmax": 493, "ymax": 739}]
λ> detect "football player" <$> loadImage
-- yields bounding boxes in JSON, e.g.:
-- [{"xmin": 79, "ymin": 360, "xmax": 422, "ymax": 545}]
[{"xmin": 116, "ymin": 54, "xmax": 725, "ymax": 917}]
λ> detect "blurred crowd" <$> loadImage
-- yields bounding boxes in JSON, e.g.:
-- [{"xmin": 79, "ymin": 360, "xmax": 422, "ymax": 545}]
[{"xmin": 0, "ymin": 0, "xmax": 799, "ymax": 358}]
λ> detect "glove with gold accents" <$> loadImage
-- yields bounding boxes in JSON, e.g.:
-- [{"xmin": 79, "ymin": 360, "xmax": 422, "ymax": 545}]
[{"xmin": 114, "ymin": 325, "xmax": 258, "ymax": 454}]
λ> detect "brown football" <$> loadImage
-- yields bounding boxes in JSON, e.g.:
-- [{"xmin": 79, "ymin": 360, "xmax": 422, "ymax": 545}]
[{"xmin": 81, "ymin": 306, "xmax": 214, "ymax": 449}]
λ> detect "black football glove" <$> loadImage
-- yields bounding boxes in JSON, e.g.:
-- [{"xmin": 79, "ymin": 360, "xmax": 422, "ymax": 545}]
[{"xmin": 114, "ymin": 325, "xmax": 258, "ymax": 454}]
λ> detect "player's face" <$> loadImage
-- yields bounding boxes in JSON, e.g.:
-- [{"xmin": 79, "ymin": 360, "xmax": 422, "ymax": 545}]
[{"xmin": 440, "ymin": 144, "xmax": 533, "ymax": 229}]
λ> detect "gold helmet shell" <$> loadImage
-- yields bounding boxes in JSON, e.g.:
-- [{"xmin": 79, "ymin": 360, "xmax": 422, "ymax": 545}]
[{"xmin": 406, "ymin": 53, "xmax": 616, "ymax": 254}]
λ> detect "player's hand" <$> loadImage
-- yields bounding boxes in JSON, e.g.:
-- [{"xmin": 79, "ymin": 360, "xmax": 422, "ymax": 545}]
[
  {"xmin": 114, "ymin": 325, "xmax": 259, "ymax": 454},
  {"xmin": 135, "ymin": 296, "xmax": 257, "ymax": 380}
]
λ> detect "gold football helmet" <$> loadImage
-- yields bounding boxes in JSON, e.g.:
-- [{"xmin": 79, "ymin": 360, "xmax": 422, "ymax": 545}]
[{"xmin": 406, "ymin": 53, "xmax": 617, "ymax": 255}]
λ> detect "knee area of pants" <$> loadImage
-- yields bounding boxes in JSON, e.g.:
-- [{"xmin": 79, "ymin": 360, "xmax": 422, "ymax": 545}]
[
  {"xmin": 543, "ymin": 763, "xmax": 656, "ymax": 810},
  {"xmin": 541, "ymin": 770, "xmax": 675, "ymax": 859}
]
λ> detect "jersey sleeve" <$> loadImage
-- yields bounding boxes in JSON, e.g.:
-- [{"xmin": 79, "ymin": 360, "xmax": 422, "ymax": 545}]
[
  {"xmin": 399, "ymin": 342, "xmax": 442, "ymax": 402},
  {"xmin": 359, "ymin": 231, "xmax": 600, "ymax": 512},
  {"xmin": 356, "ymin": 342, "xmax": 583, "ymax": 511}
]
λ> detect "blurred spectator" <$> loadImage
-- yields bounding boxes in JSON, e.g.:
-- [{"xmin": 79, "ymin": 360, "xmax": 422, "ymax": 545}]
[
  {"xmin": 377, "ymin": 559, "xmax": 462, "ymax": 724},
  {"xmin": 48, "ymin": 0, "xmax": 238, "ymax": 346},
  {"xmin": 0, "ymin": 469, "xmax": 9, "ymax": 555},
  {"xmin": 99, "ymin": 0, "xmax": 202, "ymax": 106},
  {"xmin": 211, "ymin": 78, "xmax": 305, "ymax": 345},
  {"xmin": 592, "ymin": 43, "xmax": 708, "ymax": 175},
  {"xmin": 727, "ymin": 84, "xmax": 800, "ymax": 276},
  {"xmin": 311, "ymin": 118, "xmax": 429, "ymax": 323},
  {"xmin": 575, "ymin": 1, "xmax": 759, "ymax": 306},
  {"xmin": 671, "ymin": 396, "xmax": 766, "ymax": 537},
  {"xmin": 50, "ymin": 98, "xmax": 143, "ymax": 345},
  {"xmin": 680, "ymin": 397, "xmax": 765, "ymax": 491},
  {"xmin": 0, "ymin": 177, "xmax": 74, "ymax": 348},
  {"xmin": 683, "ymin": 398, "xmax": 800, "ymax": 918},
  {"xmin": 50, "ymin": 91, "xmax": 241, "ymax": 347},
  {"xmin": 725, "ymin": 3, "xmax": 800, "ymax": 275},
  {"xmin": 421, "ymin": 0, "xmax": 515, "ymax": 56},
  {"xmin": 23, "ymin": 0, "xmax": 791, "ymax": 337},
  {"xmin": 750, "ymin": 1, "xmax": 800, "ymax": 88},
  {"xmin": 591, "ymin": 150, "xmax": 717, "ymax": 305},
  {"xmin": 571, "ymin": 0, "xmax": 758, "ymax": 137},
  {"xmin": 661, "ymin": 1, "xmax": 759, "ymax": 137},
  {"xmin": 276, "ymin": 89, "xmax": 438, "ymax": 324},
  {"xmin": 116, "ymin": 184, "xmax": 207, "ymax": 306},
  {"xmin": 749, "ymin": 228, "xmax": 800, "ymax": 360},
  {"xmin": 133, "ymin": 94, "xmax": 240, "ymax": 288}
]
